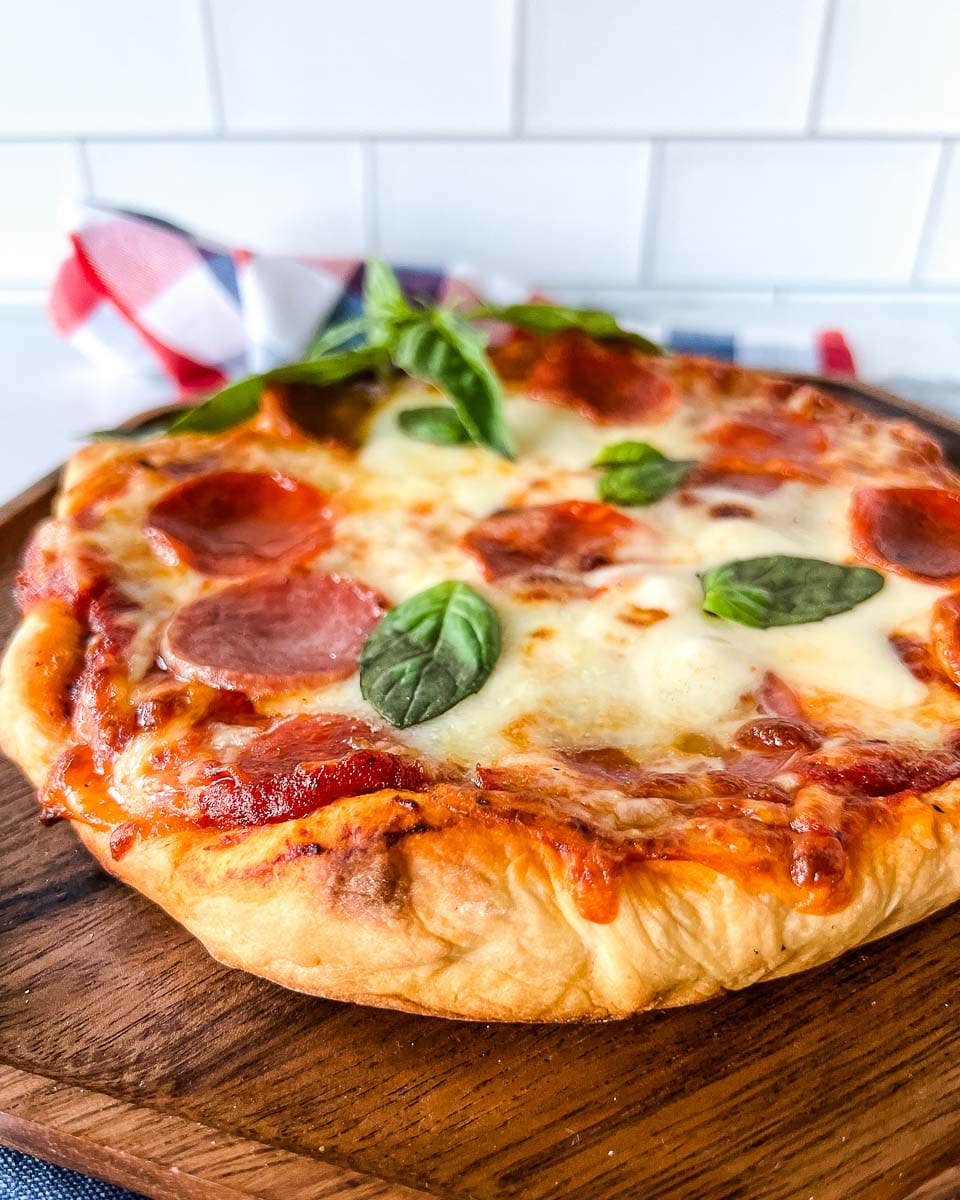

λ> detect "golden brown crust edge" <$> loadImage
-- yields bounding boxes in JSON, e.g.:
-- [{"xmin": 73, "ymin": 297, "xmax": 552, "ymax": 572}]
[{"xmin": 5, "ymin": 606, "xmax": 960, "ymax": 1022}]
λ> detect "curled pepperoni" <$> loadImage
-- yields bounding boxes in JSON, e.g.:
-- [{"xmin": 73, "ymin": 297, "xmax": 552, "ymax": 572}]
[
  {"xmin": 161, "ymin": 572, "xmax": 387, "ymax": 697},
  {"xmin": 193, "ymin": 714, "xmax": 425, "ymax": 827},
  {"xmin": 850, "ymin": 488, "xmax": 960, "ymax": 585},
  {"xmin": 704, "ymin": 412, "xmax": 828, "ymax": 484},
  {"xmin": 890, "ymin": 633, "xmax": 944, "ymax": 684},
  {"xmin": 494, "ymin": 331, "xmax": 678, "ymax": 424},
  {"xmin": 462, "ymin": 500, "xmax": 642, "ymax": 581},
  {"xmin": 800, "ymin": 740, "xmax": 960, "ymax": 797},
  {"xmin": 932, "ymin": 593, "xmax": 960, "ymax": 687},
  {"xmin": 145, "ymin": 470, "xmax": 334, "ymax": 577}
]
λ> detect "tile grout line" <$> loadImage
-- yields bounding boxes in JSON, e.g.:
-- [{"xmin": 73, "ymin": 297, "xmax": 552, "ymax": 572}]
[
  {"xmin": 197, "ymin": 0, "xmax": 227, "ymax": 134},
  {"xmin": 638, "ymin": 140, "xmax": 664, "ymax": 286},
  {"xmin": 510, "ymin": 0, "xmax": 527, "ymax": 136},
  {"xmin": 805, "ymin": 0, "xmax": 839, "ymax": 135},
  {"xmin": 2, "ymin": 132, "xmax": 959, "ymax": 145},
  {"xmin": 911, "ymin": 142, "xmax": 952, "ymax": 285}
]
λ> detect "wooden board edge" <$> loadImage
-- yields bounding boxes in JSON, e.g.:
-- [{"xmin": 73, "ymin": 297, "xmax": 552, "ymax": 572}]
[{"xmin": 0, "ymin": 1064, "xmax": 431, "ymax": 1200}]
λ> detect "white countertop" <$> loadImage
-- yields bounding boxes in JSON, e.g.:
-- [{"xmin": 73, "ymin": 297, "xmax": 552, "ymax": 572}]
[{"xmin": 2, "ymin": 294, "xmax": 960, "ymax": 506}]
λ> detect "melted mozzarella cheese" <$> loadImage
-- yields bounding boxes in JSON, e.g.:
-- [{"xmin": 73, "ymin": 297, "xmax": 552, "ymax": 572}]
[{"xmin": 84, "ymin": 380, "xmax": 955, "ymax": 775}]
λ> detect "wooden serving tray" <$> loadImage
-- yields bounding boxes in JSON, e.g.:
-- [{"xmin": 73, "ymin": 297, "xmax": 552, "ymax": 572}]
[{"xmin": 3, "ymin": 380, "xmax": 960, "ymax": 1200}]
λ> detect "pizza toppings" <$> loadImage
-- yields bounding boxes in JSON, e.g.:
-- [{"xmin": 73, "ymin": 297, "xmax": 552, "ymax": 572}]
[
  {"xmin": 463, "ymin": 500, "xmax": 643, "ymax": 581},
  {"xmin": 701, "ymin": 555, "xmax": 884, "ymax": 628},
  {"xmin": 145, "ymin": 470, "xmax": 334, "ymax": 577},
  {"xmin": 932, "ymin": 593, "xmax": 960, "ymax": 687},
  {"xmin": 850, "ymin": 487, "xmax": 960, "ymax": 584},
  {"xmin": 704, "ymin": 412, "xmax": 829, "ymax": 482},
  {"xmin": 194, "ymin": 714, "xmax": 426, "ymax": 826},
  {"xmin": 397, "ymin": 406, "xmax": 471, "ymax": 446},
  {"xmin": 592, "ymin": 441, "xmax": 695, "ymax": 507},
  {"xmin": 161, "ymin": 571, "xmax": 387, "ymax": 697},
  {"xmin": 359, "ymin": 581, "xmax": 501, "ymax": 727},
  {"xmin": 495, "ymin": 330, "xmax": 678, "ymax": 424},
  {"xmin": 800, "ymin": 739, "xmax": 960, "ymax": 798}
]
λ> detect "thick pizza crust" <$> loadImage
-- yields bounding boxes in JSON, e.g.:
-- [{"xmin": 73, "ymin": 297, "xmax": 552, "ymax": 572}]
[{"xmin": 4, "ymin": 604, "xmax": 960, "ymax": 1021}]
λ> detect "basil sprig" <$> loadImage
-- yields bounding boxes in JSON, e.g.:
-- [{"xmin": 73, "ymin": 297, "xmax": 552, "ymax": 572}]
[
  {"xmin": 167, "ymin": 347, "xmax": 386, "ymax": 435},
  {"xmin": 391, "ymin": 309, "xmax": 514, "ymax": 459},
  {"xmin": 397, "ymin": 406, "xmax": 471, "ymax": 446},
  {"xmin": 593, "ymin": 440, "xmax": 694, "ymax": 507},
  {"xmin": 701, "ymin": 555, "xmax": 884, "ymax": 628},
  {"xmin": 359, "ymin": 581, "xmax": 501, "ymax": 727},
  {"xmin": 476, "ymin": 302, "xmax": 664, "ymax": 356},
  {"xmin": 91, "ymin": 261, "xmax": 663, "ymax": 457}
]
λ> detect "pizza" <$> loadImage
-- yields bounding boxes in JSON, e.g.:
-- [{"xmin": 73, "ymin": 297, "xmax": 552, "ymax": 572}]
[{"xmin": 5, "ymin": 276, "xmax": 960, "ymax": 1022}]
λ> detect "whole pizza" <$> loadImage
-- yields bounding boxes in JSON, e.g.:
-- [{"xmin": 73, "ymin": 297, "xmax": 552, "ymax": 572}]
[{"xmin": 5, "ymin": 264, "xmax": 960, "ymax": 1021}]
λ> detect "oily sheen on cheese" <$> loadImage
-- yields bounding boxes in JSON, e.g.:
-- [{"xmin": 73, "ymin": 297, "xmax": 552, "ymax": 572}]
[
  {"xmin": 10, "ymin": 333, "xmax": 960, "ymax": 1023},
  {"xmin": 66, "ymin": 381, "xmax": 944, "ymax": 785}
]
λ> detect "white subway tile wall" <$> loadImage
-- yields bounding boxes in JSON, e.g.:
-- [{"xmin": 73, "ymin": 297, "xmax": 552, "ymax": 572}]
[
  {"xmin": 0, "ymin": 0, "xmax": 957, "ymax": 294},
  {"xmin": 86, "ymin": 142, "xmax": 367, "ymax": 255},
  {"xmin": 377, "ymin": 142, "xmax": 650, "ymax": 284}
]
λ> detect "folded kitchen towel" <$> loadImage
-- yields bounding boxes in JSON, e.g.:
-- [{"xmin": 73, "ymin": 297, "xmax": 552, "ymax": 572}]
[
  {"xmin": 0, "ymin": 1145, "xmax": 145, "ymax": 1200},
  {"xmin": 49, "ymin": 204, "xmax": 855, "ymax": 395}
]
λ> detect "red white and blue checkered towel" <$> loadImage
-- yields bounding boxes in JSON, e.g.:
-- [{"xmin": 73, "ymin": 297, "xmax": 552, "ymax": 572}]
[{"xmin": 50, "ymin": 205, "xmax": 855, "ymax": 395}]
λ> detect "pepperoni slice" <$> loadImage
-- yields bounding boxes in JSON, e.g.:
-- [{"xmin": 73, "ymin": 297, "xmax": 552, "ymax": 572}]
[
  {"xmin": 145, "ymin": 470, "xmax": 334, "ymax": 577},
  {"xmin": 800, "ymin": 740, "xmax": 960, "ymax": 797},
  {"xmin": 161, "ymin": 572, "xmax": 387, "ymax": 697},
  {"xmin": 687, "ymin": 466, "xmax": 784, "ymax": 496},
  {"xmin": 494, "ymin": 331, "xmax": 677, "ymax": 424},
  {"xmin": 932, "ymin": 594, "xmax": 960, "ymax": 687},
  {"xmin": 462, "ymin": 500, "xmax": 641, "ymax": 581},
  {"xmin": 194, "ymin": 714, "xmax": 425, "ymax": 827},
  {"xmin": 851, "ymin": 488, "xmax": 960, "ymax": 584},
  {"xmin": 704, "ymin": 412, "xmax": 828, "ymax": 484}
]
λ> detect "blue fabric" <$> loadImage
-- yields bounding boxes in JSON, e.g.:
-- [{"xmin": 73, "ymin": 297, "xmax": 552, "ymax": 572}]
[
  {"xmin": 0, "ymin": 1146, "xmax": 146, "ymax": 1200},
  {"xmin": 667, "ymin": 330, "xmax": 737, "ymax": 361}
]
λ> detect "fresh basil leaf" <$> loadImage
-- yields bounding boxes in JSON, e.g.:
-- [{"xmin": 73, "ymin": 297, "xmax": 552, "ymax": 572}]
[
  {"xmin": 88, "ymin": 414, "xmax": 179, "ymax": 441},
  {"xmin": 397, "ymin": 406, "xmax": 471, "ymax": 446},
  {"xmin": 168, "ymin": 375, "xmax": 265, "ymax": 434},
  {"xmin": 597, "ymin": 458, "xmax": 694, "ymax": 506},
  {"xmin": 359, "ymin": 580, "xmax": 501, "ymax": 727},
  {"xmin": 307, "ymin": 315, "xmax": 370, "ymax": 359},
  {"xmin": 169, "ymin": 346, "xmax": 385, "ymax": 435},
  {"xmin": 266, "ymin": 345, "xmax": 385, "ymax": 386},
  {"xmin": 364, "ymin": 259, "xmax": 416, "ymax": 345},
  {"xmin": 592, "ymin": 440, "xmax": 665, "ymax": 468},
  {"xmin": 391, "ymin": 309, "xmax": 515, "ymax": 460},
  {"xmin": 701, "ymin": 555, "xmax": 884, "ymax": 629},
  {"xmin": 479, "ymin": 302, "xmax": 665, "ymax": 356}
]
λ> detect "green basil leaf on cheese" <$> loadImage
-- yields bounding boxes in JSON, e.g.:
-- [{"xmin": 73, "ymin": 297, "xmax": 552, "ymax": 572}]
[
  {"xmin": 701, "ymin": 555, "xmax": 884, "ymax": 628},
  {"xmin": 359, "ymin": 581, "xmax": 501, "ymax": 728},
  {"xmin": 391, "ymin": 309, "xmax": 515, "ymax": 460},
  {"xmin": 478, "ymin": 302, "xmax": 665, "ymax": 356},
  {"xmin": 592, "ymin": 440, "xmax": 666, "ymax": 468},
  {"xmin": 397, "ymin": 406, "xmax": 471, "ymax": 446},
  {"xmin": 597, "ymin": 458, "xmax": 694, "ymax": 506}
]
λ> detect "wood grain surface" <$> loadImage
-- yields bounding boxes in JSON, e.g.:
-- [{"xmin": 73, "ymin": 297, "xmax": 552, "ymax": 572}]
[{"xmin": 2, "ymin": 382, "xmax": 960, "ymax": 1200}]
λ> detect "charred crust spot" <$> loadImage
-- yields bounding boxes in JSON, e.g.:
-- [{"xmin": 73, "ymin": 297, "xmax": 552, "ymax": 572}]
[
  {"xmin": 109, "ymin": 821, "xmax": 138, "ymax": 860},
  {"xmin": 382, "ymin": 820, "xmax": 434, "ymax": 849},
  {"xmin": 393, "ymin": 796, "xmax": 422, "ymax": 813}
]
